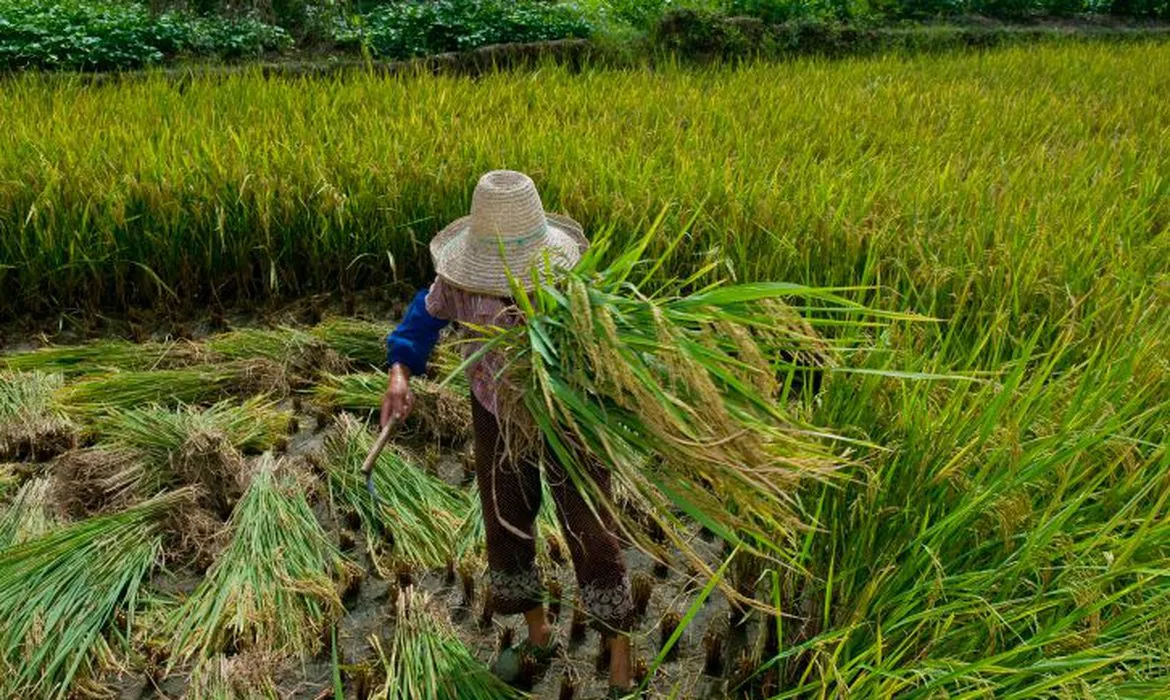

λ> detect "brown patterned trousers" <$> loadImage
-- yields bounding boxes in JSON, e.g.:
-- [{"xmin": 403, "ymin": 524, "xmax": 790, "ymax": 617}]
[{"xmin": 472, "ymin": 396, "xmax": 634, "ymax": 634}]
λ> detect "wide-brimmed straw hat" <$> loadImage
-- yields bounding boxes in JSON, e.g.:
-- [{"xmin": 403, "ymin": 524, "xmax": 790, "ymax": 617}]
[{"xmin": 430, "ymin": 170, "xmax": 589, "ymax": 296}]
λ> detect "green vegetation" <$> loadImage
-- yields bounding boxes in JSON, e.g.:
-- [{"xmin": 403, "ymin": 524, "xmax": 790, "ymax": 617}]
[
  {"xmin": 0, "ymin": 476, "xmax": 63, "ymax": 547},
  {"xmin": 0, "ymin": 0, "xmax": 291, "ymax": 70},
  {"xmin": 322, "ymin": 415, "xmax": 465, "ymax": 571},
  {"xmin": 0, "ymin": 371, "xmax": 75, "ymax": 460},
  {"xmin": 374, "ymin": 587, "xmax": 524, "ymax": 700},
  {"xmin": 0, "ymin": 491, "xmax": 184, "ymax": 698},
  {"xmin": 168, "ymin": 455, "xmax": 354, "ymax": 665}
]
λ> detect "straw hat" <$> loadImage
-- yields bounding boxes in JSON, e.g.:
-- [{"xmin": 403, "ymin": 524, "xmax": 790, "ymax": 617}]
[{"xmin": 430, "ymin": 170, "xmax": 588, "ymax": 296}]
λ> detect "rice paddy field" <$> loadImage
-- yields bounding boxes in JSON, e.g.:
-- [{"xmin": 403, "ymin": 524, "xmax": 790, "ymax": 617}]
[{"xmin": 1, "ymin": 38, "xmax": 1170, "ymax": 698}]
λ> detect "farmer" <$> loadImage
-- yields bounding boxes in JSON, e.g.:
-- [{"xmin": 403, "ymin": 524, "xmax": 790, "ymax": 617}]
[{"xmin": 381, "ymin": 170, "xmax": 634, "ymax": 694}]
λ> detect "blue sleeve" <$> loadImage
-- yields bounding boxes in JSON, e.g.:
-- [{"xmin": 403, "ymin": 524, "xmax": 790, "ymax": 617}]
[{"xmin": 385, "ymin": 288, "xmax": 449, "ymax": 375}]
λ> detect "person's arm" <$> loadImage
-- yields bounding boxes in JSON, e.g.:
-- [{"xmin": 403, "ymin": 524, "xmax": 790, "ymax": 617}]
[{"xmin": 382, "ymin": 288, "xmax": 450, "ymax": 425}]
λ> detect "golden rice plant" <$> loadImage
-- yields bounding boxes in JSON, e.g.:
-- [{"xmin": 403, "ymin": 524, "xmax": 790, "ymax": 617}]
[
  {"xmin": 0, "ymin": 339, "xmax": 205, "ymax": 376},
  {"xmin": 315, "ymin": 371, "xmax": 471, "ymax": 445}
]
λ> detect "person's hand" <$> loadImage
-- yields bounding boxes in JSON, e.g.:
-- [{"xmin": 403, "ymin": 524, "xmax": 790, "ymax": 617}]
[{"xmin": 381, "ymin": 364, "xmax": 414, "ymax": 427}]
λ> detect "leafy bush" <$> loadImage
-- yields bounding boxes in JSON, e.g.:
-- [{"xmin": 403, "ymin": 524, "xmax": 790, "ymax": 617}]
[
  {"xmin": 0, "ymin": 0, "xmax": 291, "ymax": 71},
  {"xmin": 333, "ymin": 0, "xmax": 593, "ymax": 59}
]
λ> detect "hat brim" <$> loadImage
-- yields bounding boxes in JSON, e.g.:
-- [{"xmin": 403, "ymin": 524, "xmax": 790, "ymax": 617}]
[{"xmin": 429, "ymin": 213, "xmax": 589, "ymax": 297}]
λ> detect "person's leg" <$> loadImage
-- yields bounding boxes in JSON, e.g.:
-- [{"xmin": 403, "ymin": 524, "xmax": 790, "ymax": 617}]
[
  {"xmin": 472, "ymin": 396, "xmax": 548, "ymax": 645},
  {"xmin": 546, "ymin": 456, "xmax": 634, "ymax": 689}
]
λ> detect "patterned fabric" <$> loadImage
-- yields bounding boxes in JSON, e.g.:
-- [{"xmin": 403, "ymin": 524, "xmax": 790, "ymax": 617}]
[
  {"xmin": 424, "ymin": 277, "xmax": 524, "ymax": 418},
  {"xmin": 472, "ymin": 396, "xmax": 633, "ymax": 632}
]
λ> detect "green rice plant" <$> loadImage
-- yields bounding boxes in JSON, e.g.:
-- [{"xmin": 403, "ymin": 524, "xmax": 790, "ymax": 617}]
[
  {"xmin": 0, "ymin": 464, "xmax": 17, "ymax": 500},
  {"xmin": 0, "ymin": 339, "xmax": 205, "ymax": 376},
  {"xmin": 169, "ymin": 454, "xmax": 355, "ymax": 665},
  {"xmin": 321, "ymin": 415, "xmax": 465, "ymax": 572},
  {"xmin": 0, "ymin": 476, "xmax": 63, "ymax": 548},
  {"xmin": 54, "ymin": 360, "xmax": 287, "ymax": 417},
  {"xmin": 0, "ymin": 371, "xmax": 75, "ymax": 460},
  {"xmin": 315, "ymin": 371, "xmax": 471, "ymax": 445},
  {"xmin": 372, "ymin": 586, "xmax": 524, "ymax": 700},
  {"xmin": 0, "ymin": 490, "xmax": 187, "ymax": 699}
]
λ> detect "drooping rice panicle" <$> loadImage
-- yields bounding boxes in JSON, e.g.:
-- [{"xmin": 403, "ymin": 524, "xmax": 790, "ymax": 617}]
[
  {"xmin": 0, "ymin": 371, "xmax": 76, "ymax": 461},
  {"xmin": 0, "ymin": 339, "xmax": 205, "ymax": 376},
  {"xmin": 54, "ymin": 360, "xmax": 287, "ymax": 417},
  {"xmin": 169, "ymin": 454, "xmax": 355, "ymax": 664},
  {"xmin": 373, "ymin": 587, "xmax": 524, "ymax": 700},
  {"xmin": 0, "ymin": 490, "xmax": 187, "ymax": 699},
  {"xmin": 321, "ymin": 415, "xmax": 465, "ymax": 572},
  {"xmin": 315, "ymin": 371, "xmax": 471, "ymax": 445},
  {"xmin": 205, "ymin": 326, "xmax": 347, "ymax": 380},
  {"xmin": 0, "ymin": 476, "xmax": 64, "ymax": 548}
]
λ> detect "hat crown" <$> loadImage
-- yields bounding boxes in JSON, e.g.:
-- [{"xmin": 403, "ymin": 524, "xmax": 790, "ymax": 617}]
[{"xmin": 468, "ymin": 170, "xmax": 548, "ymax": 244}]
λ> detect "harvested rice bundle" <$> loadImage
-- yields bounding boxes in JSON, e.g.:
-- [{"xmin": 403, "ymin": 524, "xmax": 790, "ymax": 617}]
[
  {"xmin": 169, "ymin": 454, "xmax": 355, "ymax": 664},
  {"xmin": 315, "ymin": 371, "xmax": 471, "ymax": 445},
  {"xmin": 485, "ymin": 228, "xmax": 907, "ymax": 580},
  {"xmin": 0, "ymin": 464, "xmax": 17, "ymax": 500},
  {"xmin": 311, "ymin": 317, "xmax": 388, "ymax": 369},
  {"xmin": 0, "ymin": 339, "xmax": 205, "ymax": 376},
  {"xmin": 373, "ymin": 587, "xmax": 523, "ymax": 700},
  {"xmin": 0, "ymin": 371, "xmax": 76, "ymax": 461},
  {"xmin": 55, "ymin": 360, "xmax": 287, "ymax": 417},
  {"xmin": 0, "ymin": 476, "xmax": 64, "ymax": 548},
  {"xmin": 322, "ymin": 415, "xmax": 464, "ymax": 572},
  {"xmin": 92, "ymin": 398, "xmax": 291, "ymax": 515},
  {"xmin": 184, "ymin": 652, "xmax": 282, "ymax": 699},
  {"xmin": 205, "ymin": 326, "xmax": 347, "ymax": 382},
  {"xmin": 0, "ymin": 490, "xmax": 187, "ymax": 699}
]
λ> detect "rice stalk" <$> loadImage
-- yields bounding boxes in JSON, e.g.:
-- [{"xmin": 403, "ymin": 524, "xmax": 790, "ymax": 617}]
[
  {"xmin": 0, "ymin": 490, "xmax": 188, "ymax": 699},
  {"xmin": 0, "ymin": 476, "xmax": 64, "ymax": 548},
  {"xmin": 372, "ymin": 586, "xmax": 523, "ymax": 700},
  {"xmin": 169, "ymin": 454, "xmax": 356, "ymax": 664},
  {"xmin": 54, "ymin": 360, "xmax": 288, "ymax": 417},
  {"xmin": 315, "ymin": 371, "xmax": 471, "ymax": 445},
  {"xmin": 321, "ymin": 415, "xmax": 464, "ymax": 572},
  {"xmin": 184, "ymin": 652, "xmax": 282, "ymax": 699},
  {"xmin": 0, "ymin": 371, "xmax": 76, "ymax": 461},
  {"xmin": 0, "ymin": 339, "xmax": 205, "ymax": 376}
]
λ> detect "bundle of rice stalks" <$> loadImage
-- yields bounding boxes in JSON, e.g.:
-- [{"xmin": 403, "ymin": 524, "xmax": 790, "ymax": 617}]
[
  {"xmin": 55, "ymin": 360, "xmax": 287, "ymax": 417},
  {"xmin": 311, "ymin": 318, "xmax": 388, "ymax": 369},
  {"xmin": 169, "ymin": 454, "xmax": 355, "ymax": 664},
  {"xmin": 184, "ymin": 652, "xmax": 282, "ymax": 700},
  {"xmin": 321, "ymin": 415, "xmax": 464, "ymax": 572},
  {"xmin": 486, "ymin": 227, "xmax": 912, "ymax": 583},
  {"xmin": 0, "ymin": 490, "xmax": 188, "ymax": 698},
  {"xmin": 0, "ymin": 476, "xmax": 64, "ymax": 548},
  {"xmin": 315, "ymin": 371, "xmax": 471, "ymax": 445},
  {"xmin": 0, "ymin": 371, "xmax": 76, "ymax": 461},
  {"xmin": 0, "ymin": 339, "xmax": 205, "ymax": 376},
  {"xmin": 92, "ymin": 399, "xmax": 292, "ymax": 515},
  {"xmin": 373, "ymin": 587, "xmax": 523, "ymax": 700},
  {"xmin": 0, "ymin": 464, "xmax": 17, "ymax": 500},
  {"xmin": 205, "ymin": 326, "xmax": 348, "ymax": 383}
]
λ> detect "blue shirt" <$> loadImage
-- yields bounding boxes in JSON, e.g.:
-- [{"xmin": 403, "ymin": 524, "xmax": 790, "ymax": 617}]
[{"xmin": 385, "ymin": 289, "xmax": 448, "ymax": 375}]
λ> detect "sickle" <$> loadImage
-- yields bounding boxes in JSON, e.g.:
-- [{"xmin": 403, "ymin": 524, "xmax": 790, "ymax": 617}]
[{"xmin": 361, "ymin": 418, "xmax": 397, "ymax": 545}]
